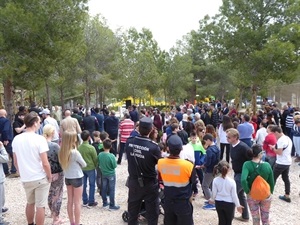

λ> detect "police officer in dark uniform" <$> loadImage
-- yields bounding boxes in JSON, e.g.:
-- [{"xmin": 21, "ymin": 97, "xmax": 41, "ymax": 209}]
[{"xmin": 125, "ymin": 117, "xmax": 161, "ymax": 225}]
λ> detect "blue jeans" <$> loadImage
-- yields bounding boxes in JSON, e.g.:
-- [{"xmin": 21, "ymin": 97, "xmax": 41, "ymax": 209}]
[
  {"xmin": 82, "ymin": 169, "xmax": 96, "ymax": 204},
  {"xmin": 101, "ymin": 174, "xmax": 116, "ymax": 207}
]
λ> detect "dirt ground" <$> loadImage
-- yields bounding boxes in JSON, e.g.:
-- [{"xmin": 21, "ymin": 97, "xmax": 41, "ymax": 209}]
[{"xmin": 3, "ymin": 159, "xmax": 300, "ymax": 225}]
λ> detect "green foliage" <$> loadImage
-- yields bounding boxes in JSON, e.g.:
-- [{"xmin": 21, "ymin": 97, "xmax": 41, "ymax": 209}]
[
  {"xmin": 187, "ymin": 0, "xmax": 300, "ymax": 111},
  {"xmin": 0, "ymin": 0, "xmax": 88, "ymax": 112},
  {"xmin": 160, "ymin": 48, "xmax": 193, "ymax": 103},
  {"xmin": 114, "ymin": 28, "xmax": 161, "ymax": 102}
]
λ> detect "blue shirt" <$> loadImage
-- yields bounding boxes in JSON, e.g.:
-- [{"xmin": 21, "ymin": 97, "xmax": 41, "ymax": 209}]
[
  {"xmin": 95, "ymin": 113, "xmax": 104, "ymax": 132},
  {"xmin": 175, "ymin": 112, "xmax": 183, "ymax": 122},
  {"xmin": 0, "ymin": 117, "xmax": 13, "ymax": 141},
  {"xmin": 237, "ymin": 122, "xmax": 253, "ymax": 139}
]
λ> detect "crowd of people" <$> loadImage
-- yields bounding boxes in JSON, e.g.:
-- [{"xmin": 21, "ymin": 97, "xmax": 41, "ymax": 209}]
[{"xmin": 0, "ymin": 99, "xmax": 299, "ymax": 225}]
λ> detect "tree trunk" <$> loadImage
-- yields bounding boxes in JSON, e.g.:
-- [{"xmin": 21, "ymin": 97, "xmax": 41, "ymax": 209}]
[
  {"xmin": 20, "ymin": 89, "xmax": 25, "ymax": 106},
  {"xmin": 99, "ymin": 86, "xmax": 104, "ymax": 108},
  {"xmin": 84, "ymin": 76, "xmax": 90, "ymax": 110},
  {"xmin": 139, "ymin": 97, "xmax": 142, "ymax": 108},
  {"xmin": 95, "ymin": 87, "xmax": 99, "ymax": 107},
  {"xmin": 164, "ymin": 89, "xmax": 167, "ymax": 107},
  {"xmin": 60, "ymin": 87, "xmax": 65, "ymax": 112},
  {"xmin": 3, "ymin": 78, "xmax": 14, "ymax": 122},
  {"xmin": 234, "ymin": 88, "xmax": 242, "ymax": 111},
  {"xmin": 251, "ymin": 84, "xmax": 258, "ymax": 114},
  {"xmin": 45, "ymin": 79, "xmax": 52, "ymax": 111}
]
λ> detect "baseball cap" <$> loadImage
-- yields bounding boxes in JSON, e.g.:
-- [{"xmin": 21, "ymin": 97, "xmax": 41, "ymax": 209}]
[
  {"xmin": 39, "ymin": 108, "xmax": 50, "ymax": 115},
  {"xmin": 139, "ymin": 117, "xmax": 153, "ymax": 129},
  {"xmin": 167, "ymin": 135, "xmax": 183, "ymax": 151}
]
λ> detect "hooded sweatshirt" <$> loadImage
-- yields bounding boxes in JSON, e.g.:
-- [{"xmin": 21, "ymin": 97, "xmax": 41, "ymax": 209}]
[{"xmin": 203, "ymin": 145, "xmax": 220, "ymax": 173}]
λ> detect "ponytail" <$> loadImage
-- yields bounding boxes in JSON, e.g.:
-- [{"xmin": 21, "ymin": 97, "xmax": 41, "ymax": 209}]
[{"xmin": 213, "ymin": 160, "xmax": 230, "ymax": 178}]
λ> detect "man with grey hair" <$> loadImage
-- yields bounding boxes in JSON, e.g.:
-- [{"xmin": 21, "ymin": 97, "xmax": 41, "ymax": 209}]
[
  {"xmin": 194, "ymin": 112, "xmax": 201, "ymax": 122},
  {"xmin": 60, "ymin": 110, "xmax": 82, "ymax": 134},
  {"xmin": 104, "ymin": 110, "xmax": 119, "ymax": 155}
]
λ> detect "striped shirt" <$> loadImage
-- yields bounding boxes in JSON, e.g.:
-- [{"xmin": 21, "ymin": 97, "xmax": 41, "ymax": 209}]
[
  {"xmin": 285, "ymin": 115, "xmax": 294, "ymax": 129},
  {"xmin": 119, "ymin": 119, "xmax": 135, "ymax": 143}
]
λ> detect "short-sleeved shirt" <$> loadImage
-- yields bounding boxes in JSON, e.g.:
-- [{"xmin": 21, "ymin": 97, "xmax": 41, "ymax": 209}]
[
  {"xmin": 125, "ymin": 136, "xmax": 161, "ymax": 180},
  {"xmin": 47, "ymin": 141, "xmax": 63, "ymax": 174},
  {"xmin": 13, "ymin": 118, "xmax": 24, "ymax": 137},
  {"xmin": 12, "ymin": 132, "xmax": 49, "ymax": 182},
  {"xmin": 276, "ymin": 135, "xmax": 292, "ymax": 165}
]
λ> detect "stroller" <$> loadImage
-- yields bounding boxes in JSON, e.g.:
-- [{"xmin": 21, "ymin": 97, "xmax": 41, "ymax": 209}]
[{"xmin": 122, "ymin": 187, "xmax": 165, "ymax": 222}]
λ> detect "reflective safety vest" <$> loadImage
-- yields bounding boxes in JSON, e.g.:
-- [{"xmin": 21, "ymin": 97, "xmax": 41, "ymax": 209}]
[{"xmin": 158, "ymin": 158, "xmax": 193, "ymax": 188}]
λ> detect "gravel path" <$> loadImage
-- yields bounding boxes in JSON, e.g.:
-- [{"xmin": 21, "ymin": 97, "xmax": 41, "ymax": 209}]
[{"xmin": 3, "ymin": 160, "xmax": 300, "ymax": 225}]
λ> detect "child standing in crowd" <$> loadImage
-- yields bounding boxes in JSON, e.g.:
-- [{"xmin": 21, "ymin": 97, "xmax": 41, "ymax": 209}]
[
  {"xmin": 59, "ymin": 131, "xmax": 86, "ymax": 225},
  {"xmin": 92, "ymin": 131, "xmax": 102, "ymax": 155},
  {"xmin": 0, "ymin": 141, "xmax": 9, "ymax": 225},
  {"xmin": 190, "ymin": 131, "xmax": 206, "ymax": 197},
  {"xmin": 98, "ymin": 139, "xmax": 119, "ymax": 210},
  {"xmin": 200, "ymin": 134, "xmax": 220, "ymax": 210},
  {"xmin": 159, "ymin": 142, "xmax": 169, "ymax": 158},
  {"xmin": 78, "ymin": 130, "xmax": 98, "ymax": 207},
  {"xmin": 205, "ymin": 124, "xmax": 217, "ymax": 143},
  {"xmin": 92, "ymin": 131, "xmax": 103, "ymax": 195},
  {"xmin": 209, "ymin": 161, "xmax": 243, "ymax": 225}
]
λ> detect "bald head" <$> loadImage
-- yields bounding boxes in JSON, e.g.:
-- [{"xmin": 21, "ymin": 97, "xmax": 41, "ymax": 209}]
[
  {"xmin": 64, "ymin": 110, "xmax": 71, "ymax": 117},
  {"xmin": 0, "ymin": 109, "xmax": 7, "ymax": 117}
]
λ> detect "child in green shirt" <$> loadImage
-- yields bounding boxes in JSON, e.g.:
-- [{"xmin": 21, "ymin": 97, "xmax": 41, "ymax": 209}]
[
  {"xmin": 98, "ymin": 139, "xmax": 119, "ymax": 210},
  {"xmin": 92, "ymin": 131, "xmax": 107, "ymax": 195}
]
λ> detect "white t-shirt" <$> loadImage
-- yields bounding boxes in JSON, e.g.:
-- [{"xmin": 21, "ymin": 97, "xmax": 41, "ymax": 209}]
[
  {"xmin": 276, "ymin": 135, "xmax": 292, "ymax": 165},
  {"xmin": 12, "ymin": 132, "xmax": 49, "ymax": 182},
  {"xmin": 218, "ymin": 124, "xmax": 229, "ymax": 144},
  {"xmin": 179, "ymin": 144, "xmax": 195, "ymax": 163},
  {"xmin": 255, "ymin": 127, "xmax": 268, "ymax": 146},
  {"xmin": 211, "ymin": 176, "xmax": 241, "ymax": 207}
]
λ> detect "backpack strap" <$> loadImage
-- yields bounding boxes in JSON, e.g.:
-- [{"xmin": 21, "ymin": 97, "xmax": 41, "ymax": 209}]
[{"xmin": 249, "ymin": 161, "xmax": 261, "ymax": 181}]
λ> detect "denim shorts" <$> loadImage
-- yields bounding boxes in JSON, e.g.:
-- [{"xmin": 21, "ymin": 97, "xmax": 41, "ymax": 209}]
[{"xmin": 65, "ymin": 177, "xmax": 83, "ymax": 188}]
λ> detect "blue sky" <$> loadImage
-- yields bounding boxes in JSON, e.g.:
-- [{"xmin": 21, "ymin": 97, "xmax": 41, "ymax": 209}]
[{"xmin": 88, "ymin": 0, "xmax": 223, "ymax": 50}]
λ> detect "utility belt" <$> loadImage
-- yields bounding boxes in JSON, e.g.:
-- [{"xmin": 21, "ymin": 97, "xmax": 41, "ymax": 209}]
[{"xmin": 129, "ymin": 176, "xmax": 157, "ymax": 187}]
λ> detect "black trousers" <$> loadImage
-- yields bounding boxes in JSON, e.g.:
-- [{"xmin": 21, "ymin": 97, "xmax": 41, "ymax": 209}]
[
  {"xmin": 215, "ymin": 200, "xmax": 235, "ymax": 225},
  {"xmin": 117, "ymin": 142, "xmax": 126, "ymax": 164},
  {"xmin": 220, "ymin": 143, "xmax": 231, "ymax": 163},
  {"xmin": 127, "ymin": 178, "xmax": 159, "ymax": 225},
  {"xmin": 111, "ymin": 141, "xmax": 117, "ymax": 156},
  {"xmin": 164, "ymin": 199, "xmax": 193, "ymax": 225},
  {"xmin": 273, "ymin": 163, "xmax": 291, "ymax": 195}
]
